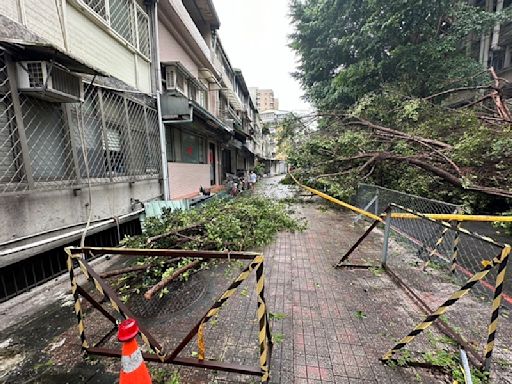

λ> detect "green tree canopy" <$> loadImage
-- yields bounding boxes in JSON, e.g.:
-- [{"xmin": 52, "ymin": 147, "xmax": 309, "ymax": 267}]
[{"xmin": 289, "ymin": 0, "xmax": 506, "ymax": 108}]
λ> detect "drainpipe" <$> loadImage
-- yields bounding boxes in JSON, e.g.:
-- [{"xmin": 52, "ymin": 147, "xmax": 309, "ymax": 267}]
[
  {"xmin": 150, "ymin": 0, "xmax": 170, "ymax": 200},
  {"xmin": 491, "ymin": 0, "xmax": 504, "ymax": 51}
]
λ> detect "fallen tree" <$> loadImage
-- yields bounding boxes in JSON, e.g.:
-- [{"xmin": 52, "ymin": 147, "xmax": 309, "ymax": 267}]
[
  {"xmin": 284, "ymin": 70, "xmax": 512, "ymax": 210},
  {"xmin": 113, "ymin": 196, "xmax": 306, "ymax": 301}
]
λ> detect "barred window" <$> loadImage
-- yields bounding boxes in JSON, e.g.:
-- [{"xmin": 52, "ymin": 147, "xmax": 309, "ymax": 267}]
[
  {"xmin": 21, "ymin": 96, "xmax": 75, "ymax": 180},
  {"xmin": 136, "ymin": 5, "xmax": 150, "ymax": 57},
  {"xmin": 82, "ymin": 0, "xmax": 108, "ymax": 20},
  {"xmin": 80, "ymin": 0, "xmax": 150, "ymax": 57},
  {"xmin": 110, "ymin": 0, "xmax": 135, "ymax": 44}
]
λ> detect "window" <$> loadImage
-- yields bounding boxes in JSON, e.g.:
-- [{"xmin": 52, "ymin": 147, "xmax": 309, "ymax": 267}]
[
  {"xmin": 82, "ymin": 0, "xmax": 107, "ymax": 20},
  {"xmin": 167, "ymin": 127, "xmax": 206, "ymax": 164},
  {"xmin": 176, "ymin": 71, "xmax": 185, "ymax": 93},
  {"xmin": 76, "ymin": 88, "xmax": 108, "ymax": 178},
  {"xmin": 80, "ymin": 0, "xmax": 150, "ymax": 57},
  {"xmin": 101, "ymin": 92, "xmax": 128, "ymax": 176},
  {"xmin": 22, "ymin": 97, "xmax": 74, "ymax": 180},
  {"xmin": 136, "ymin": 5, "xmax": 150, "ymax": 57},
  {"xmin": 198, "ymin": 89, "xmax": 207, "ymax": 109},
  {"xmin": 188, "ymin": 81, "xmax": 197, "ymax": 101},
  {"xmin": 166, "ymin": 69, "xmax": 175, "ymax": 89},
  {"xmin": 110, "ymin": 0, "xmax": 134, "ymax": 44},
  {"xmin": 182, "ymin": 132, "xmax": 205, "ymax": 164}
]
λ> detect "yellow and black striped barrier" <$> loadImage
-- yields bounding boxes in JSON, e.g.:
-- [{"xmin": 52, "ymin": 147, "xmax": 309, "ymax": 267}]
[
  {"xmin": 196, "ymin": 255, "xmax": 271, "ymax": 382},
  {"xmin": 64, "ymin": 247, "xmax": 272, "ymax": 382},
  {"xmin": 382, "ymin": 245, "xmax": 511, "ymax": 366},
  {"xmin": 65, "ymin": 249, "xmax": 166, "ymax": 361},
  {"xmin": 450, "ymin": 222, "xmax": 461, "ymax": 274},
  {"xmin": 484, "ymin": 245, "xmax": 511, "ymax": 370},
  {"xmin": 66, "ymin": 251, "xmax": 88, "ymax": 350}
]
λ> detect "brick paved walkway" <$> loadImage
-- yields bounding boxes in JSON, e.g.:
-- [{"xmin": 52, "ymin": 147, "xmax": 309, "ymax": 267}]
[{"xmin": 192, "ymin": 176, "xmax": 442, "ymax": 383}]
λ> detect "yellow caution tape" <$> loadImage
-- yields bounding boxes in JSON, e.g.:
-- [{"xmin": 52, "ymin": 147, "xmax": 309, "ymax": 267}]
[
  {"xmin": 390, "ymin": 213, "xmax": 512, "ymax": 222},
  {"xmin": 289, "ymin": 173, "xmax": 383, "ymax": 222}
]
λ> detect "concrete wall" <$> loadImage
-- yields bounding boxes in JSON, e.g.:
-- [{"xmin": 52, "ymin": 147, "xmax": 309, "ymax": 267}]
[
  {"xmin": 158, "ymin": 18, "xmax": 199, "ymax": 78},
  {"xmin": 168, "ymin": 162, "xmax": 210, "ymax": 199},
  {"xmin": 0, "ymin": 0, "xmax": 152, "ymax": 94},
  {"xmin": 0, "ymin": 179, "xmax": 161, "ymax": 243}
]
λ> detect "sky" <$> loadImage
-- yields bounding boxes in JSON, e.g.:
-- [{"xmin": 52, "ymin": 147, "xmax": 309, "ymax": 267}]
[{"xmin": 212, "ymin": 0, "xmax": 312, "ymax": 112}]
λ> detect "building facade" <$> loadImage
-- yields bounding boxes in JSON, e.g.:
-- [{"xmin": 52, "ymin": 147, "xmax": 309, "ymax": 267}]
[
  {"xmin": 0, "ymin": 0, "xmax": 281, "ymax": 300},
  {"xmin": 249, "ymin": 87, "xmax": 279, "ymax": 112},
  {"xmin": 0, "ymin": 0, "xmax": 165, "ymax": 295},
  {"xmin": 469, "ymin": 0, "xmax": 512, "ymax": 86},
  {"xmin": 157, "ymin": 0, "xmax": 266, "ymax": 199}
]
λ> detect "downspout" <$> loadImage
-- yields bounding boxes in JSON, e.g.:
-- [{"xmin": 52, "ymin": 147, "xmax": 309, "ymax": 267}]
[
  {"xmin": 491, "ymin": 0, "xmax": 504, "ymax": 51},
  {"xmin": 150, "ymin": 0, "xmax": 170, "ymax": 200}
]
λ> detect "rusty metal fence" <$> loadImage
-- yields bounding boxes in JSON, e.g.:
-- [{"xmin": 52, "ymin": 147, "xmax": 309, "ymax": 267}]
[
  {"xmin": 65, "ymin": 247, "xmax": 273, "ymax": 382},
  {"xmin": 0, "ymin": 51, "xmax": 161, "ymax": 196}
]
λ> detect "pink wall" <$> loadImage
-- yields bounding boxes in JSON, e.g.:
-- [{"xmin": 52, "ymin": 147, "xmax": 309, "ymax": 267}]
[
  {"xmin": 168, "ymin": 162, "xmax": 210, "ymax": 199},
  {"xmin": 158, "ymin": 19, "xmax": 199, "ymax": 78}
]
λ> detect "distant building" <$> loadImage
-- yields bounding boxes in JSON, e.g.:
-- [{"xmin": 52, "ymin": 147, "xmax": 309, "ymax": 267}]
[
  {"xmin": 249, "ymin": 88, "xmax": 279, "ymax": 112},
  {"xmin": 468, "ymin": 0, "xmax": 512, "ymax": 94}
]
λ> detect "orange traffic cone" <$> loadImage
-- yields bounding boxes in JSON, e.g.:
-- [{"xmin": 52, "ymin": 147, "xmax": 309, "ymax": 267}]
[{"xmin": 118, "ymin": 318, "xmax": 152, "ymax": 384}]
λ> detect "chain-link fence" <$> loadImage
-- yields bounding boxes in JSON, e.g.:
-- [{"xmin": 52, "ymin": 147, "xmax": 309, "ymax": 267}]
[
  {"xmin": 353, "ymin": 183, "xmax": 510, "ymax": 306},
  {"xmin": 355, "ymin": 183, "xmax": 461, "ymax": 216},
  {"xmin": 0, "ymin": 52, "xmax": 161, "ymax": 196},
  {"xmin": 350, "ymin": 184, "xmax": 512, "ymax": 373},
  {"xmin": 383, "ymin": 204, "xmax": 511, "ymax": 372}
]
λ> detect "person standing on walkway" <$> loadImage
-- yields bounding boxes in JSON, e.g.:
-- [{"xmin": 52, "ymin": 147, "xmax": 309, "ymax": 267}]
[{"xmin": 249, "ymin": 170, "xmax": 258, "ymax": 190}]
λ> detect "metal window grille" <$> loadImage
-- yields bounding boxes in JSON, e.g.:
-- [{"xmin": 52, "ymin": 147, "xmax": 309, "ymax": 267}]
[
  {"xmin": 82, "ymin": 0, "xmax": 108, "ymax": 21},
  {"xmin": 136, "ymin": 5, "xmax": 151, "ymax": 57},
  {"xmin": 0, "ymin": 55, "xmax": 25, "ymax": 191},
  {"xmin": 0, "ymin": 52, "xmax": 161, "ymax": 196},
  {"xmin": 21, "ymin": 96, "xmax": 77, "ymax": 184},
  {"xmin": 79, "ymin": 0, "xmax": 149, "ymax": 57},
  {"xmin": 26, "ymin": 62, "xmax": 44, "ymax": 88},
  {"xmin": 109, "ymin": 0, "xmax": 135, "ymax": 44}
]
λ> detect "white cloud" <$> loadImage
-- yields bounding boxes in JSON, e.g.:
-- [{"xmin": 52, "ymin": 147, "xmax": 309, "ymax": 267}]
[{"xmin": 212, "ymin": 0, "xmax": 312, "ymax": 112}]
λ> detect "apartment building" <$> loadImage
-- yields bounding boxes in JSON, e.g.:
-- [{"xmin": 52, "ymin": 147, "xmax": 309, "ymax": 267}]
[
  {"xmin": 470, "ymin": 0, "xmax": 512, "ymax": 87},
  {"xmin": 158, "ymin": 0, "xmax": 264, "ymax": 199},
  {"xmin": 249, "ymin": 87, "xmax": 279, "ymax": 112},
  {"xmin": 0, "ymin": 0, "xmax": 165, "ymax": 300},
  {"xmin": 260, "ymin": 109, "xmax": 289, "ymax": 175}
]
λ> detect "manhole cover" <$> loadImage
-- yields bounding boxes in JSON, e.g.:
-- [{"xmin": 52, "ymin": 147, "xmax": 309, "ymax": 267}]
[{"xmin": 127, "ymin": 272, "xmax": 206, "ymax": 318}]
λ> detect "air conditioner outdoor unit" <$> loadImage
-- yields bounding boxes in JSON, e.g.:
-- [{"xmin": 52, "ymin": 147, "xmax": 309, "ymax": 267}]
[
  {"xmin": 224, "ymin": 118, "xmax": 234, "ymax": 129},
  {"xmin": 16, "ymin": 61, "xmax": 84, "ymax": 103}
]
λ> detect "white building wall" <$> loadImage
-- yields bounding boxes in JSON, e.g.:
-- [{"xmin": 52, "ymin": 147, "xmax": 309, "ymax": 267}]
[
  {"xmin": 1, "ymin": 0, "xmax": 20, "ymax": 22},
  {"xmin": 24, "ymin": 0, "xmax": 65, "ymax": 48},
  {"xmin": 0, "ymin": 0, "xmax": 153, "ymax": 94},
  {"xmin": 158, "ymin": 18, "xmax": 199, "ymax": 77}
]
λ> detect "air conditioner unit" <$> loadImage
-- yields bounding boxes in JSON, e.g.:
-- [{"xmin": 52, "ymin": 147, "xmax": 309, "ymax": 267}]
[
  {"xmin": 16, "ymin": 61, "xmax": 83, "ymax": 103},
  {"xmin": 224, "ymin": 118, "xmax": 234, "ymax": 129}
]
